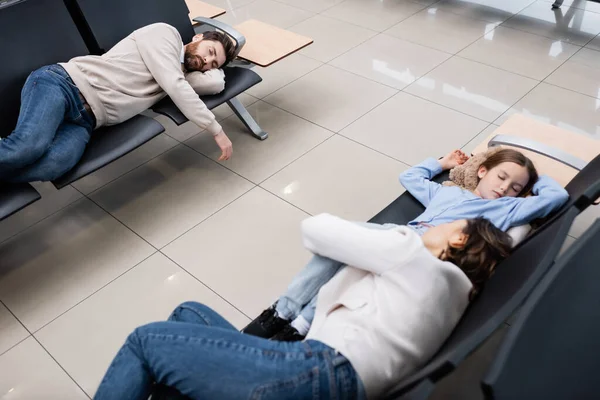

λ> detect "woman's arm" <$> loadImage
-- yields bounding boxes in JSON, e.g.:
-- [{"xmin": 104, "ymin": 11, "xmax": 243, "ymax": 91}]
[
  {"xmin": 301, "ymin": 214, "xmax": 422, "ymax": 275},
  {"xmin": 508, "ymin": 175, "xmax": 569, "ymax": 225}
]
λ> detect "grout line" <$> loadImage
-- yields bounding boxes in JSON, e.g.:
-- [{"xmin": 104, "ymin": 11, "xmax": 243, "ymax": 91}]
[
  {"xmin": 269, "ymin": 0, "xmax": 346, "ymax": 14},
  {"xmin": 315, "ymin": 1, "xmax": 429, "ymax": 33},
  {"xmin": 156, "ymin": 181, "xmax": 256, "ymax": 250},
  {"xmin": 0, "ymin": 188, "xmax": 84, "ymax": 247},
  {"xmin": 1, "ymin": 298, "xmax": 92, "ymax": 398},
  {"xmin": 334, "ymin": 133, "xmax": 415, "ymax": 168},
  {"xmin": 158, "ymin": 251, "xmax": 254, "ymax": 320},
  {"xmin": 453, "ymin": 54, "xmax": 547, "ymax": 81},
  {"xmin": 400, "ymin": 91, "xmax": 493, "ymax": 124},
  {"xmin": 82, "ymin": 134, "xmax": 179, "ymax": 197},
  {"xmin": 488, "ymin": 44, "xmax": 592, "ymax": 125},
  {"xmin": 32, "ymin": 335, "xmax": 93, "ymax": 399},
  {"xmin": 30, "ymin": 251, "xmax": 159, "ymax": 334},
  {"xmin": 542, "ymin": 80, "xmax": 600, "ymax": 101},
  {"xmin": 0, "ymin": 299, "xmax": 33, "ymax": 357},
  {"xmin": 0, "ymin": 335, "xmax": 30, "ymax": 358}
]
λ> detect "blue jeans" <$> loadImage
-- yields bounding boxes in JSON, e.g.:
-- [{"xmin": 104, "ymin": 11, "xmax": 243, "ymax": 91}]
[
  {"xmin": 94, "ymin": 302, "xmax": 366, "ymax": 400},
  {"xmin": 276, "ymin": 222, "xmax": 400, "ymax": 324},
  {"xmin": 0, "ymin": 64, "xmax": 94, "ymax": 182}
]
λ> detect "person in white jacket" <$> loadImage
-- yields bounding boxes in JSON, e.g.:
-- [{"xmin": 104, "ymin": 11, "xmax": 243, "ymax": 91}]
[{"xmin": 94, "ymin": 214, "xmax": 512, "ymax": 400}]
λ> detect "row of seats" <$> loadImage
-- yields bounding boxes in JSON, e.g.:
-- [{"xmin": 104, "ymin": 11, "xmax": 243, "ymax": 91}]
[
  {"xmin": 0, "ymin": 0, "xmax": 264, "ymax": 221},
  {"xmin": 482, "ymin": 217, "xmax": 600, "ymax": 399}
]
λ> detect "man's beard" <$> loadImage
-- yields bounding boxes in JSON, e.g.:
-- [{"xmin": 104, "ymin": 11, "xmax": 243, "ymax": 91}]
[{"xmin": 184, "ymin": 49, "xmax": 204, "ymax": 72}]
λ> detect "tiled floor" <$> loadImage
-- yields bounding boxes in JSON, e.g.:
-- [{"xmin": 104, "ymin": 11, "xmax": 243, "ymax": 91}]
[{"xmin": 1, "ymin": 0, "xmax": 599, "ymax": 398}]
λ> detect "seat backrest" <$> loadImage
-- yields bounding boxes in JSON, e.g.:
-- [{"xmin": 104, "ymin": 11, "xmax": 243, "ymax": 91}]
[
  {"xmin": 564, "ymin": 153, "xmax": 600, "ymax": 207},
  {"xmin": 482, "ymin": 219, "xmax": 600, "ymax": 400},
  {"xmin": 386, "ymin": 204, "xmax": 581, "ymax": 396},
  {"xmin": 0, "ymin": 0, "xmax": 89, "ymax": 137},
  {"xmin": 65, "ymin": 0, "xmax": 195, "ymax": 55}
]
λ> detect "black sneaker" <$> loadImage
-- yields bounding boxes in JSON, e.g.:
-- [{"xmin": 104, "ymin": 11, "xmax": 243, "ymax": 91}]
[
  {"xmin": 242, "ymin": 305, "xmax": 289, "ymax": 338},
  {"xmin": 270, "ymin": 324, "xmax": 305, "ymax": 342}
]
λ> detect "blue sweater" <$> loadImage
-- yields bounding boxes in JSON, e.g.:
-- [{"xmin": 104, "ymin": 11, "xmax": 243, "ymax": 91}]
[{"xmin": 399, "ymin": 158, "xmax": 569, "ymax": 231}]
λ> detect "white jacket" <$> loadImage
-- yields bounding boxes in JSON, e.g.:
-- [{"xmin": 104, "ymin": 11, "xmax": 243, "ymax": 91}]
[{"xmin": 304, "ymin": 214, "xmax": 472, "ymax": 399}]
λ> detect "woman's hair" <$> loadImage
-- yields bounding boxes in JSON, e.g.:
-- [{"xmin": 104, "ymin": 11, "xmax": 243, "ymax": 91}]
[
  {"xmin": 479, "ymin": 149, "xmax": 539, "ymax": 196},
  {"xmin": 442, "ymin": 218, "xmax": 513, "ymax": 299}
]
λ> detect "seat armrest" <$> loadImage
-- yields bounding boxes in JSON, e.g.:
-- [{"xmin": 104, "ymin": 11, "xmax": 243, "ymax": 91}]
[
  {"xmin": 488, "ymin": 134, "xmax": 587, "ymax": 171},
  {"xmin": 192, "ymin": 16, "xmax": 245, "ymax": 57}
]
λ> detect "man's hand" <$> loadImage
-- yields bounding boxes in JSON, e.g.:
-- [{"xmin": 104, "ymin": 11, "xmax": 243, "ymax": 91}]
[
  {"xmin": 439, "ymin": 149, "xmax": 469, "ymax": 170},
  {"xmin": 214, "ymin": 130, "xmax": 232, "ymax": 161}
]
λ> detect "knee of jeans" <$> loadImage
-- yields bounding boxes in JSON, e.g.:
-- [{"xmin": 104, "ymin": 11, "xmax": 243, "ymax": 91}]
[
  {"xmin": 126, "ymin": 327, "xmax": 145, "ymax": 354},
  {"xmin": 44, "ymin": 148, "xmax": 86, "ymax": 180},
  {"xmin": 1, "ymin": 139, "xmax": 47, "ymax": 165},
  {"xmin": 43, "ymin": 160, "xmax": 76, "ymax": 181},
  {"xmin": 169, "ymin": 301, "xmax": 209, "ymax": 321}
]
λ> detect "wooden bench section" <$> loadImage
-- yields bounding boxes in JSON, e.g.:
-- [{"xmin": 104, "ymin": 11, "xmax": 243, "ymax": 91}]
[
  {"xmin": 233, "ymin": 19, "xmax": 313, "ymax": 67},
  {"xmin": 472, "ymin": 114, "xmax": 600, "ymax": 189},
  {"xmin": 185, "ymin": 0, "xmax": 225, "ymax": 22}
]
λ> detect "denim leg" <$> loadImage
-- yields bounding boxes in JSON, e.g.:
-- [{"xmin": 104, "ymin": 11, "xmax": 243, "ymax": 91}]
[
  {"xmin": 276, "ymin": 254, "xmax": 344, "ymax": 321},
  {"xmin": 167, "ymin": 301, "xmax": 237, "ymax": 331},
  {"xmin": 298, "ymin": 295, "xmax": 318, "ymax": 324},
  {"xmin": 276, "ymin": 222, "xmax": 400, "ymax": 322},
  {"xmin": 0, "ymin": 65, "xmax": 85, "ymax": 180},
  {"xmin": 8, "ymin": 121, "xmax": 91, "ymax": 182},
  {"xmin": 94, "ymin": 305, "xmax": 361, "ymax": 400}
]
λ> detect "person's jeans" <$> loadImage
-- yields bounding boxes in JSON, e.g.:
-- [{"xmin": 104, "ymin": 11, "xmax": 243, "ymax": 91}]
[
  {"xmin": 0, "ymin": 64, "xmax": 94, "ymax": 182},
  {"xmin": 276, "ymin": 222, "xmax": 400, "ymax": 324},
  {"xmin": 94, "ymin": 301, "xmax": 366, "ymax": 400}
]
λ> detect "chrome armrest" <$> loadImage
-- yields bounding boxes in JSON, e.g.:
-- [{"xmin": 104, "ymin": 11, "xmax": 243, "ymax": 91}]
[
  {"xmin": 192, "ymin": 16, "xmax": 246, "ymax": 58},
  {"xmin": 488, "ymin": 134, "xmax": 587, "ymax": 171}
]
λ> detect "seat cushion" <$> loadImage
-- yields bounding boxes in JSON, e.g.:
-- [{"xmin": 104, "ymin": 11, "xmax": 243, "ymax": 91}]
[
  {"xmin": 152, "ymin": 66, "xmax": 262, "ymax": 125},
  {"xmin": 52, "ymin": 114, "xmax": 165, "ymax": 189},
  {"xmin": 0, "ymin": 183, "xmax": 41, "ymax": 221}
]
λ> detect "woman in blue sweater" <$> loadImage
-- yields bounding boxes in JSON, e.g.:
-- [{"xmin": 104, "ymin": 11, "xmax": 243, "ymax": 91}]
[{"xmin": 244, "ymin": 149, "xmax": 569, "ymax": 341}]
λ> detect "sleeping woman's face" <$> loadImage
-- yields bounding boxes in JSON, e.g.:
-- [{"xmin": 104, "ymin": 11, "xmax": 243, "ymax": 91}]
[{"xmin": 474, "ymin": 162, "xmax": 530, "ymax": 200}]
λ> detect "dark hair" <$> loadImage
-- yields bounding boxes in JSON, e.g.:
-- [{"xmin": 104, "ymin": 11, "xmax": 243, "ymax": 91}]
[
  {"xmin": 442, "ymin": 218, "xmax": 512, "ymax": 299},
  {"xmin": 479, "ymin": 149, "xmax": 539, "ymax": 196},
  {"xmin": 201, "ymin": 30, "xmax": 236, "ymax": 67}
]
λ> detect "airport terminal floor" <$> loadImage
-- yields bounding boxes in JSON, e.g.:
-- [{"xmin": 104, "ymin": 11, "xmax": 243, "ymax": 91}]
[{"xmin": 0, "ymin": 0, "xmax": 599, "ymax": 398}]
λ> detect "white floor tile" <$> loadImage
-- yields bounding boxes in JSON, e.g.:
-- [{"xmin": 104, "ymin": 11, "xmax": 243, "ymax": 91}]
[
  {"xmin": 36, "ymin": 252, "xmax": 248, "ymax": 397},
  {"xmin": 186, "ymin": 101, "xmax": 333, "ymax": 183},
  {"xmin": 261, "ymin": 135, "xmax": 408, "ymax": 221},
  {"xmin": 265, "ymin": 65, "xmax": 397, "ymax": 132},
  {"xmin": 340, "ymin": 92, "xmax": 489, "ymax": 165},
  {"xmin": 0, "ymin": 199, "xmax": 155, "ymax": 332},
  {"xmin": 0, "ymin": 303, "xmax": 28, "ymax": 356},
  {"xmin": 90, "ymin": 144, "xmax": 254, "ymax": 248},
  {"xmin": 0, "ymin": 337, "xmax": 88, "ymax": 400},
  {"xmin": 0, "ymin": 182, "xmax": 82, "ymax": 244},
  {"xmin": 406, "ymin": 56, "xmax": 538, "ymax": 122},
  {"xmin": 163, "ymin": 187, "xmax": 312, "ymax": 317},
  {"xmin": 458, "ymin": 26, "xmax": 580, "ymax": 80}
]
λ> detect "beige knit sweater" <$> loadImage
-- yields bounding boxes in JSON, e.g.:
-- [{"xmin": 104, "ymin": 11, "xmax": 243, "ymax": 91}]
[{"xmin": 60, "ymin": 23, "xmax": 224, "ymax": 135}]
